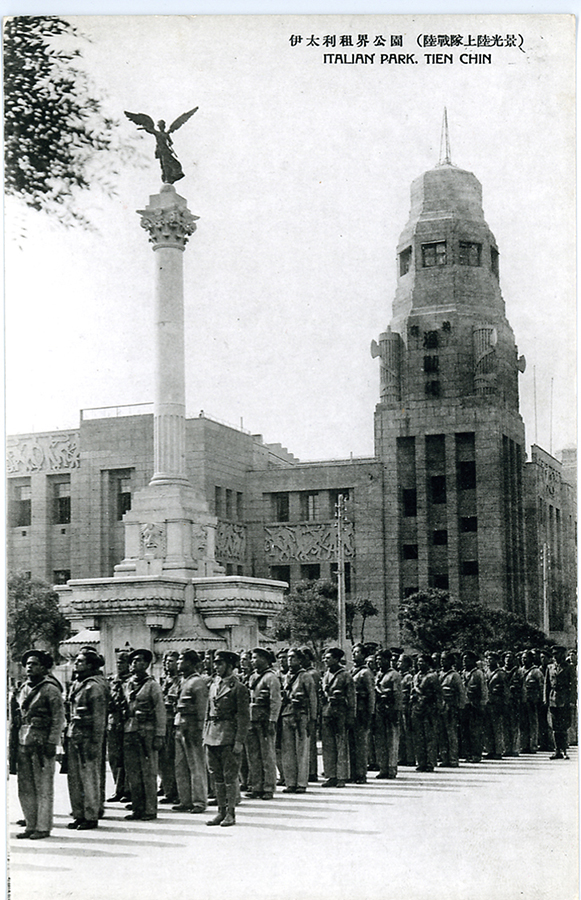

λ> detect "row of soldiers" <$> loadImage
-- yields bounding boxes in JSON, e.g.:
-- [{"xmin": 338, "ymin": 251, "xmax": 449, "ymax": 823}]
[{"xmin": 10, "ymin": 641, "xmax": 576, "ymax": 838}]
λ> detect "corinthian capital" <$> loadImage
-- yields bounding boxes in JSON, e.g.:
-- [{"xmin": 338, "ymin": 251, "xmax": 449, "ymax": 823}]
[{"xmin": 139, "ymin": 205, "xmax": 199, "ymax": 249}]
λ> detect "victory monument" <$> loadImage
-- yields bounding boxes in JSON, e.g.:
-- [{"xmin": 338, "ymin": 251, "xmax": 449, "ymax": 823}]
[{"xmin": 62, "ymin": 109, "xmax": 285, "ymax": 668}]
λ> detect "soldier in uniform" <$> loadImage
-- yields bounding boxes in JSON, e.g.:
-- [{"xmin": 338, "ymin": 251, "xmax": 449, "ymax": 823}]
[
  {"xmin": 275, "ymin": 648, "xmax": 289, "ymax": 786},
  {"xmin": 107, "ymin": 650, "xmax": 132, "ymax": 802},
  {"xmin": 397, "ymin": 654, "xmax": 416, "ymax": 767},
  {"xmin": 245, "ymin": 647, "xmax": 282, "ymax": 799},
  {"xmin": 461, "ymin": 650, "xmax": 488, "ymax": 763},
  {"xmin": 520, "ymin": 650, "xmax": 544, "ymax": 753},
  {"xmin": 122, "ymin": 649, "xmax": 166, "ymax": 821},
  {"xmin": 173, "ymin": 649, "xmax": 209, "ymax": 812},
  {"xmin": 66, "ymin": 648, "xmax": 108, "ymax": 830},
  {"xmin": 280, "ymin": 648, "xmax": 317, "ymax": 793},
  {"xmin": 545, "ymin": 646, "xmax": 573, "ymax": 760},
  {"xmin": 502, "ymin": 651, "xmax": 522, "ymax": 757},
  {"xmin": 15, "ymin": 649, "xmax": 65, "ymax": 840},
  {"xmin": 204, "ymin": 650, "xmax": 250, "ymax": 827},
  {"xmin": 321, "ymin": 647, "xmax": 356, "ymax": 788},
  {"xmin": 348, "ymin": 644, "xmax": 375, "ymax": 783},
  {"xmin": 411, "ymin": 653, "xmax": 442, "ymax": 772},
  {"xmin": 159, "ymin": 650, "xmax": 181, "ymax": 804},
  {"xmin": 373, "ymin": 649, "xmax": 401, "ymax": 779},
  {"xmin": 484, "ymin": 651, "xmax": 507, "ymax": 759},
  {"xmin": 300, "ymin": 646, "xmax": 322, "ymax": 782},
  {"xmin": 438, "ymin": 650, "xmax": 466, "ymax": 767}
]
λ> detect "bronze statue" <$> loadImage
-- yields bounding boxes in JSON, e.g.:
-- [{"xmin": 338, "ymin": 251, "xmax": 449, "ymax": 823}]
[{"xmin": 124, "ymin": 108, "xmax": 198, "ymax": 184}]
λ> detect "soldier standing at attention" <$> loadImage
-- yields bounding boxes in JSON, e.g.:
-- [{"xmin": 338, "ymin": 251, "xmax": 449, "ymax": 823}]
[
  {"xmin": 373, "ymin": 649, "xmax": 401, "ymax": 779},
  {"xmin": 321, "ymin": 647, "xmax": 356, "ymax": 788},
  {"xmin": 173, "ymin": 650, "xmax": 209, "ymax": 813},
  {"xmin": 461, "ymin": 650, "xmax": 488, "ymax": 763},
  {"xmin": 280, "ymin": 648, "xmax": 317, "ymax": 793},
  {"xmin": 300, "ymin": 646, "xmax": 322, "ymax": 782},
  {"xmin": 545, "ymin": 646, "xmax": 573, "ymax": 760},
  {"xmin": 66, "ymin": 648, "xmax": 108, "ymax": 830},
  {"xmin": 107, "ymin": 650, "xmax": 132, "ymax": 802},
  {"xmin": 502, "ymin": 651, "xmax": 522, "ymax": 757},
  {"xmin": 411, "ymin": 654, "xmax": 442, "ymax": 773},
  {"xmin": 159, "ymin": 650, "xmax": 181, "ymax": 805},
  {"xmin": 122, "ymin": 649, "xmax": 166, "ymax": 821},
  {"xmin": 484, "ymin": 651, "xmax": 507, "ymax": 759},
  {"xmin": 347, "ymin": 644, "xmax": 375, "ymax": 783},
  {"xmin": 15, "ymin": 650, "xmax": 65, "ymax": 840},
  {"xmin": 520, "ymin": 650, "xmax": 544, "ymax": 753},
  {"xmin": 397, "ymin": 654, "xmax": 416, "ymax": 767},
  {"xmin": 204, "ymin": 650, "xmax": 250, "ymax": 827},
  {"xmin": 245, "ymin": 647, "xmax": 282, "ymax": 800},
  {"xmin": 275, "ymin": 648, "xmax": 290, "ymax": 786},
  {"xmin": 438, "ymin": 651, "xmax": 465, "ymax": 768}
]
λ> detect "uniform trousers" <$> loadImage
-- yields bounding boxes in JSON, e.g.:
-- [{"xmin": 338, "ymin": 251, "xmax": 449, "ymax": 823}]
[
  {"xmin": 461, "ymin": 706, "xmax": 484, "ymax": 761},
  {"xmin": 348, "ymin": 718, "xmax": 371, "ymax": 781},
  {"xmin": 67, "ymin": 743, "xmax": 102, "ymax": 822},
  {"xmin": 321, "ymin": 714, "xmax": 348, "ymax": 781},
  {"xmin": 520, "ymin": 700, "xmax": 539, "ymax": 752},
  {"xmin": 374, "ymin": 713, "xmax": 400, "ymax": 777},
  {"xmin": 411, "ymin": 709, "xmax": 437, "ymax": 771},
  {"xmin": 485, "ymin": 703, "xmax": 505, "ymax": 757},
  {"xmin": 438, "ymin": 707, "xmax": 460, "ymax": 766},
  {"xmin": 159, "ymin": 719, "xmax": 178, "ymax": 800},
  {"xmin": 281, "ymin": 714, "xmax": 309, "ymax": 788},
  {"xmin": 107, "ymin": 725, "xmax": 127, "ymax": 796},
  {"xmin": 399, "ymin": 709, "xmax": 415, "ymax": 766},
  {"xmin": 549, "ymin": 706, "xmax": 571, "ymax": 754},
  {"xmin": 206, "ymin": 744, "xmax": 240, "ymax": 810},
  {"xmin": 504, "ymin": 704, "xmax": 521, "ymax": 755},
  {"xmin": 123, "ymin": 732, "xmax": 159, "ymax": 817},
  {"xmin": 175, "ymin": 724, "xmax": 207, "ymax": 809},
  {"xmin": 246, "ymin": 722, "xmax": 277, "ymax": 795},
  {"xmin": 308, "ymin": 725, "xmax": 319, "ymax": 779},
  {"xmin": 17, "ymin": 746, "xmax": 56, "ymax": 834}
]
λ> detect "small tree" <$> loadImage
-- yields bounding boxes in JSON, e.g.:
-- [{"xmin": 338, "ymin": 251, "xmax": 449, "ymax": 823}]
[
  {"xmin": 346, "ymin": 597, "xmax": 379, "ymax": 643},
  {"xmin": 7, "ymin": 571, "xmax": 71, "ymax": 664},
  {"xmin": 273, "ymin": 579, "xmax": 338, "ymax": 664}
]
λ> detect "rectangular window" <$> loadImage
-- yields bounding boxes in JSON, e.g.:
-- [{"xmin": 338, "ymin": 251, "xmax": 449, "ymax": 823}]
[
  {"xmin": 433, "ymin": 530, "xmax": 448, "ymax": 546},
  {"xmin": 236, "ymin": 492, "xmax": 244, "ymax": 521},
  {"xmin": 458, "ymin": 460, "xmax": 476, "ymax": 490},
  {"xmin": 117, "ymin": 477, "xmax": 131, "ymax": 520},
  {"xmin": 425, "ymin": 381, "xmax": 441, "ymax": 398},
  {"xmin": 491, "ymin": 246, "xmax": 499, "ymax": 277},
  {"xmin": 403, "ymin": 543, "xmax": 418, "ymax": 559},
  {"xmin": 225, "ymin": 563, "xmax": 234, "ymax": 576},
  {"xmin": 215, "ymin": 486, "xmax": 223, "ymax": 518},
  {"xmin": 460, "ymin": 516, "xmax": 478, "ymax": 533},
  {"xmin": 53, "ymin": 569, "xmax": 71, "ymax": 585},
  {"xmin": 272, "ymin": 492, "xmax": 290, "ymax": 522},
  {"xmin": 459, "ymin": 241, "xmax": 482, "ymax": 267},
  {"xmin": 270, "ymin": 565, "xmax": 290, "ymax": 588},
  {"xmin": 423, "ymin": 331, "xmax": 439, "ymax": 350},
  {"xmin": 423, "ymin": 356, "xmax": 439, "ymax": 374},
  {"xmin": 330, "ymin": 562, "xmax": 351, "ymax": 593},
  {"xmin": 404, "ymin": 585, "xmax": 419, "ymax": 598},
  {"xmin": 300, "ymin": 491, "xmax": 319, "ymax": 521},
  {"xmin": 422, "ymin": 241, "xmax": 446, "ymax": 268},
  {"xmin": 431, "ymin": 573, "xmax": 449, "ymax": 590},
  {"xmin": 301, "ymin": 563, "xmax": 321, "ymax": 582},
  {"xmin": 11, "ymin": 483, "xmax": 31, "ymax": 527},
  {"xmin": 431, "ymin": 476, "xmax": 447, "ymax": 504},
  {"xmin": 403, "ymin": 488, "xmax": 417, "ymax": 517},
  {"xmin": 225, "ymin": 489, "xmax": 233, "ymax": 519},
  {"xmin": 462, "ymin": 560, "xmax": 479, "ymax": 576},
  {"xmin": 399, "ymin": 246, "xmax": 412, "ymax": 275},
  {"xmin": 54, "ymin": 481, "xmax": 71, "ymax": 525}
]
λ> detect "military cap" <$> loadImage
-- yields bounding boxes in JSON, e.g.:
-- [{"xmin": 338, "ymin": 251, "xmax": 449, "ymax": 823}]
[
  {"xmin": 324, "ymin": 647, "xmax": 343, "ymax": 661},
  {"xmin": 252, "ymin": 647, "xmax": 272, "ymax": 661},
  {"xmin": 276, "ymin": 648, "xmax": 289, "ymax": 658},
  {"xmin": 164, "ymin": 650, "xmax": 180, "ymax": 659},
  {"xmin": 22, "ymin": 649, "xmax": 54, "ymax": 669},
  {"xmin": 77, "ymin": 647, "xmax": 105, "ymax": 668},
  {"xmin": 215, "ymin": 650, "xmax": 239, "ymax": 668},
  {"xmin": 128, "ymin": 648, "xmax": 153, "ymax": 665},
  {"xmin": 180, "ymin": 649, "xmax": 200, "ymax": 666}
]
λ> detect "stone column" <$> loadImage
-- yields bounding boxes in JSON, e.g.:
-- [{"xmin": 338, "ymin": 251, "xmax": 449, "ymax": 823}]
[{"xmin": 138, "ymin": 184, "xmax": 199, "ymax": 485}]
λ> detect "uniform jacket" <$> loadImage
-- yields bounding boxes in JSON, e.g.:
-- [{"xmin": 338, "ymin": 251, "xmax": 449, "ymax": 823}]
[
  {"xmin": 503, "ymin": 665, "xmax": 523, "ymax": 707},
  {"xmin": 522, "ymin": 665, "xmax": 544, "ymax": 704},
  {"xmin": 351, "ymin": 664, "xmax": 376, "ymax": 725},
  {"xmin": 122, "ymin": 675, "xmax": 166, "ymax": 739},
  {"xmin": 67, "ymin": 674, "xmax": 108, "ymax": 749},
  {"xmin": 18, "ymin": 676, "xmax": 65, "ymax": 748},
  {"xmin": 463, "ymin": 667, "xmax": 488, "ymax": 709},
  {"xmin": 400, "ymin": 671, "xmax": 414, "ymax": 713},
  {"xmin": 375, "ymin": 668, "xmax": 402, "ymax": 719},
  {"xmin": 204, "ymin": 674, "xmax": 250, "ymax": 746},
  {"xmin": 174, "ymin": 673, "xmax": 208, "ymax": 729},
  {"xmin": 321, "ymin": 666, "xmax": 356, "ymax": 720},
  {"xmin": 487, "ymin": 668, "xmax": 508, "ymax": 708},
  {"xmin": 162, "ymin": 673, "xmax": 182, "ymax": 721},
  {"xmin": 280, "ymin": 668, "xmax": 317, "ymax": 720},
  {"xmin": 411, "ymin": 671, "xmax": 443, "ymax": 716},
  {"xmin": 545, "ymin": 662, "xmax": 573, "ymax": 708},
  {"xmin": 439, "ymin": 669, "xmax": 466, "ymax": 711},
  {"xmin": 108, "ymin": 672, "xmax": 130, "ymax": 729},
  {"xmin": 248, "ymin": 668, "xmax": 282, "ymax": 725}
]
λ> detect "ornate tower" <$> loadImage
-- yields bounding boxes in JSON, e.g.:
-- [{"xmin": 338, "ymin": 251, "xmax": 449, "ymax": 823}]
[{"xmin": 373, "ymin": 128, "xmax": 527, "ymax": 637}]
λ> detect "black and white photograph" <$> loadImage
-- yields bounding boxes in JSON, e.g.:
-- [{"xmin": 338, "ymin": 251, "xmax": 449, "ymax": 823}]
[{"xmin": 5, "ymin": 12, "xmax": 577, "ymax": 900}]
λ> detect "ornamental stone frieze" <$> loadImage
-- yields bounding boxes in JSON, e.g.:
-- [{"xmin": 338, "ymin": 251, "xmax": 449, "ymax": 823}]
[
  {"xmin": 62, "ymin": 577, "xmax": 187, "ymax": 619},
  {"xmin": 7, "ymin": 433, "xmax": 80, "ymax": 474},
  {"xmin": 138, "ymin": 205, "xmax": 199, "ymax": 249},
  {"xmin": 264, "ymin": 522, "xmax": 355, "ymax": 562},
  {"xmin": 216, "ymin": 522, "xmax": 246, "ymax": 561},
  {"xmin": 140, "ymin": 523, "xmax": 167, "ymax": 557}
]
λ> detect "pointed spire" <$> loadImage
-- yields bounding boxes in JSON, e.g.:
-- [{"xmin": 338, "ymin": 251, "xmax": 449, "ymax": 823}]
[{"xmin": 438, "ymin": 108, "xmax": 452, "ymax": 166}]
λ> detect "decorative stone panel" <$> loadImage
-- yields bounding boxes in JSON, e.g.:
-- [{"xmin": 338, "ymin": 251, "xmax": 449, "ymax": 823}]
[
  {"xmin": 7, "ymin": 433, "xmax": 80, "ymax": 474},
  {"xmin": 216, "ymin": 522, "xmax": 246, "ymax": 561},
  {"xmin": 264, "ymin": 522, "xmax": 355, "ymax": 562}
]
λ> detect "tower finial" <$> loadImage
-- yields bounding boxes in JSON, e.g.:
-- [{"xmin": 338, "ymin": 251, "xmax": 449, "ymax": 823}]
[{"xmin": 438, "ymin": 107, "xmax": 452, "ymax": 165}]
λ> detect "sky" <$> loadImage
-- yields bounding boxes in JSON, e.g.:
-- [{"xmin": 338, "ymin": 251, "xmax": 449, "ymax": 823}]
[{"xmin": 5, "ymin": 13, "xmax": 577, "ymax": 462}]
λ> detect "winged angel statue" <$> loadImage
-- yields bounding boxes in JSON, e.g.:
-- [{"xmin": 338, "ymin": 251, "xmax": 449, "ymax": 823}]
[{"xmin": 124, "ymin": 108, "xmax": 198, "ymax": 184}]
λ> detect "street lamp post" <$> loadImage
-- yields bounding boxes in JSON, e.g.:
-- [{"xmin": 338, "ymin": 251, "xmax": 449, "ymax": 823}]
[{"xmin": 335, "ymin": 493, "xmax": 351, "ymax": 663}]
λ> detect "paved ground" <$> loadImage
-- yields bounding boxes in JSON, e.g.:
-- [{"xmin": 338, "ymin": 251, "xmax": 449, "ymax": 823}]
[{"xmin": 8, "ymin": 750, "xmax": 578, "ymax": 900}]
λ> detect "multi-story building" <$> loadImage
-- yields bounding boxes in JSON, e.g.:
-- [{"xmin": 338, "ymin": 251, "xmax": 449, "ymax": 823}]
[{"xmin": 7, "ymin": 153, "xmax": 577, "ymax": 647}]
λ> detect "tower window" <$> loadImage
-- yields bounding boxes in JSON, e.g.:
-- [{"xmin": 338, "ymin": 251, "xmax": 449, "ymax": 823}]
[
  {"xmin": 460, "ymin": 516, "xmax": 478, "ymax": 532},
  {"xmin": 399, "ymin": 246, "xmax": 412, "ymax": 275},
  {"xmin": 54, "ymin": 481, "xmax": 71, "ymax": 525},
  {"xmin": 225, "ymin": 489, "xmax": 233, "ymax": 519},
  {"xmin": 424, "ymin": 356, "xmax": 439, "ymax": 374},
  {"xmin": 459, "ymin": 241, "xmax": 482, "ymax": 267},
  {"xmin": 430, "ymin": 476, "xmax": 447, "ymax": 505},
  {"xmin": 117, "ymin": 477, "xmax": 131, "ymax": 520},
  {"xmin": 433, "ymin": 530, "xmax": 448, "ymax": 546},
  {"xmin": 272, "ymin": 492, "xmax": 289, "ymax": 522},
  {"xmin": 53, "ymin": 569, "xmax": 71, "ymax": 585},
  {"xmin": 402, "ymin": 543, "xmax": 418, "ymax": 560},
  {"xmin": 422, "ymin": 241, "xmax": 446, "ymax": 268},
  {"xmin": 402, "ymin": 489, "xmax": 417, "ymax": 517},
  {"xmin": 431, "ymin": 573, "xmax": 449, "ymax": 590},
  {"xmin": 491, "ymin": 247, "xmax": 499, "ymax": 277},
  {"xmin": 462, "ymin": 560, "xmax": 479, "ymax": 576},
  {"xmin": 423, "ymin": 331, "xmax": 439, "ymax": 349},
  {"xmin": 215, "ymin": 486, "xmax": 223, "ymax": 517},
  {"xmin": 300, "ymin": 491, "xmax": 319, "ymax": 521},
  {"xmin": 425, "ymin": 381, "xmax": 441, "ymax": 398},
  {"xmin": 458, "ymin": 461, "xmax": 476, "ymax": 490},
  {"xmin": 11, "ymin": 482, "xmax": 31, "ymax": 527},
  {"xmin": 301, "ymin": 563, "xmax": 321, "ymax": 582}
]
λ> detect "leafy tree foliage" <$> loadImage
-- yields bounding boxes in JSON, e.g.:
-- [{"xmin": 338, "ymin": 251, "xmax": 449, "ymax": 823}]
[
  {"xmin": 273, "ymin": 579, "xmax": 338, "ymax": 663},
  {"xmin": 4, "ymin": 16, "xmax": 133, "ymax": 227},
  {"xmin": 400, "ymin": 588, "xmax": 551, "ymax": 657},
  {"xmin": 8, "ymin": 571, "xmax": 71, "ymax": 663},
  {"xmin": 346, "ymin": 597, "xmax": 379, "ymax": 644}
]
